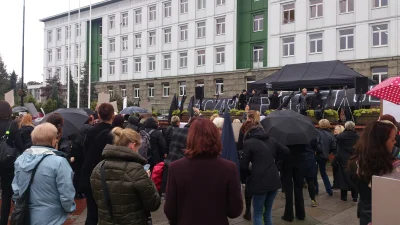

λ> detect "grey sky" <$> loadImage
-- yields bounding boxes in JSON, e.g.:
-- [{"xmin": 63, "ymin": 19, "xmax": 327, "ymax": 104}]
[{"xmin": 0, "ymin": 0, "xmax": 103, "ymax": 83}]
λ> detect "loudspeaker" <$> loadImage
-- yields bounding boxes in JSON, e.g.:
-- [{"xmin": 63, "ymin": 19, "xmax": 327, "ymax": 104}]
[
  {"xmin": 195, "ymin": 86, "xmax": 204, "ymax": 99},
  {"xmin": 355, "ymin": 77, "xmax": 369, "ymax": 94}
]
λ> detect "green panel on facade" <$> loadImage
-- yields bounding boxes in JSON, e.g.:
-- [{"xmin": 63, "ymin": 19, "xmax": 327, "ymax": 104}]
[
  {"xmin": 237, "ymin": 0, "xmax": 268, "ymax": 69},
  {"xmin": 86, "ymin": 19, "xmax": 102, "ymax": 82}
]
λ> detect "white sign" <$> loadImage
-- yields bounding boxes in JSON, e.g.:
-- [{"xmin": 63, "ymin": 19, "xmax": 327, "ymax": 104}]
[
  {"xmin": 5, "ymin": 90, "xmax": 14, "ymax": 107},
  {"xmin": 383, "ymin": 100, "xmax": 400, "ymax": 122}
]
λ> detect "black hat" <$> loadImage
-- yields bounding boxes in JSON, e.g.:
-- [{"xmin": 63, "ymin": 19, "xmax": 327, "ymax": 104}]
[{"xmin": 242, "ymin": 89, "xmax": 246, "ymax": 92}]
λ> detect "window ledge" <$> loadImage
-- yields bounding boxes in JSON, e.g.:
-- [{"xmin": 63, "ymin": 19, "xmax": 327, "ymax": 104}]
[
  {"xmin": 197, "ymin": 65, "xmax": 205, "ymax": 67},
  {"xmin": 179, "ymin": 67, "xmax": 188, "ymax": 69},
  {"xmin": 179, "ymin": 40, "xmax": 188, "ymax": 42},
  {"xmin": 339, "ymin": 11, "xmax": 354, "ymax": 15},
  {"xmin": 282, "ymin": 21, "xmax": 295, "ymax": 25},
  {"xmin": 162, "ymin": 96, "xmax": 169, "ymax": 98},
  {"xmin": 216, "ymin": 4, "xmax": 225, "ymax": 7},
  {"xmin": 372, "ymin": 45, "xmax": 388, "ymax": 48},
  {"xmin": 338, "ymin": 48, "xmax": 354, "ymax": 52},
  {"xmin": 253, "ymin": 30, "xmax": 263, "ymax": 33},
  {"xmin": 310, "ymin": 16, "xmax": 323, "ymax": 20},
  {"xmin": 282, "ymin": 55, "xmax": 294, "ymax": 58},
  {"xmin": 134, "ymin": 71, "xmax": 141, "ymax": 73},
  {"xmin": 163, "ymin": 68, "xmax": 171, "ymax": 70},
  {"xmin": 216, "ymin": 33, "xmax": 225, "ymax": 36},
  {"xmin": 216, "ymin": 63, "xmax": 225, "ymax": 65},
  {"xmin": 372, "ymin": 6, "xmax": 388, "ymax": 10},
  {"xmin": 180, "ymin": 13, "xmax": 188, "ymax": 15},
  {"xmin": 309, "ymin": 52, "xmax": 323, "ymax": 55}
]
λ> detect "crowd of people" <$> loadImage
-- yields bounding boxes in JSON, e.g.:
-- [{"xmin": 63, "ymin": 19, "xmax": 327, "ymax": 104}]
[{"xmin": 0, "ymin": 98, "xmax": 399, "ymax": 225}]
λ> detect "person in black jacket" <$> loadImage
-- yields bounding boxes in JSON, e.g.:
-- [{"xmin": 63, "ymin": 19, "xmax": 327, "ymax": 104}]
[
  {"xmin": 238, "ymin": 90, "xmax": 247, "ymax": 110},
  {"xmin": 81, "ymin": 103, "xmax": 115, "ymax": 225},
  {"xmin": 268, "ymin": 91, "xmax": 280, "ymax": 110},
  {"xmin": 19, "ymin": 113, "xmax": 35, "ymax": 151},
  {"xmin": 0, "ymin": 100, "xmax": 23, "ymax": 225},
  {"xmin": 312, "ymin": 87, "xmax": 322, "ymax": 110},
  {"xmin": 144, "ymin": 117, "xmax": 167, "ymax": 171},
  {"xmin": 164, "ymin": 116, "xmax": 180, "ymax": 153},
  {"xmin": 241, "ymin": 124, "xmax": 289, "ymax": 225},
  {"xmin": 335, "ymin": 121, "xmax": 359, "ymax": 202},
  {"xmin": 126, "ymin": 115, "xmax": 140, "ymax": 132},
  {"xmin": 46, "ymin": 113, "xmax": 72, "ymax": 160},
  {"xmin": 303, "ymin": 139, "xmax": 319, "ymax": 207}
]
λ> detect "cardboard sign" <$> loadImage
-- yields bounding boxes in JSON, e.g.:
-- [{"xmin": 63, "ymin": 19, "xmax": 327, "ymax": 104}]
[
  {"xmin": 372, "ymin": 175, "xmax": 400, "ymax": 225},
  {"xmin": 232, "ymin": 122, "xmax": 242, "ymax": 142},
  {"xmin": 5, "ymin": 90, "xmax": 14, "ymax": 107},
  {"xmin": 25, "ymin": 103, "xmax": 39, "ymax": 117},
  {"xmin": 382, "ymin": 100, "xmax": 400, "ymax": 122},
  {"xmin": 110, "ymin": 101, "xmax": 118, "ymax": 113},
  {"xmin": 97, "ymin": 92, "xmax": 110, "ymax": 105}
]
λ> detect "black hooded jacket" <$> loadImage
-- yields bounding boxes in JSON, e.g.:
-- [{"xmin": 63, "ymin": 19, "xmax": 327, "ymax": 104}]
[
  {"xmin": 20, "ymin": 125, "xmax": 34, "ymax": 151},
  {"xmin": 126, "ymin": 116, "xmax": 140, "ymax": 132},
  {"xmin": 144, "ymin": 118, "xmax": 167, "ymax": 167},
  {"xmin": 241, "ymin": 126, "xmax": 290, "ymax": 194}
]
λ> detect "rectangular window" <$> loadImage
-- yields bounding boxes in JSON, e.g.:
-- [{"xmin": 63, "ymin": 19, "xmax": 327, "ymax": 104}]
[
  {"xmin": 56, "ymin": 68, "xmax": 61, "ymax": 78},
  {"xmin": 253, "ymin": 14, "xmax": 264, "ymax": 32},
  {"xmin": 339, "ymin": 0, "xmax": 354, "ymax": 13},
  {"xmin": 181, "ymin": 0, "xmax": 188, "ymax": 14},
  {"xmin": 149, "ymin": 31, "xmax": 156, "ymax": 46},
  {"xmin": 122, "ymin": 36, "xmax": 128, "ymax": 50},
  {"xmin": 216, "ymin": 17, "xmax": 226, "ymax": 35},
  {"xmin": 121, "ymin": 88, "xmax": 127, "ymax": 97},
  {"xmin": 135, "ymin": 9, "xmax": 142, "ymax": 24},
  {"xmin": 122, "ymin": 12, "xmax": 128, "ymax": 27},
  {"xmin": 282, "ymin": 37, "xmax": 295, "ymax": 56},
  {"xmin": 99, "ymin": 25, "xmax": 102, "ymax": 36},
  {"xmin": 246, "ymin": 77, "xmax": 256, "ymax": 91},
  {"xmin": 99, "ymin": 66, "xmax": 102, "ymax": 78},
  {"xmin": 48, "ymin": 50, "xmax": 52, "ymax": 62},
  {"xmin": 65, "ymin": 46, "xmax": 70, "ymax": 60},
  {"xmin": 197, "ymin": 21, "xmax": 206, "ymax": 38},
  {"xmin": 99, "ymin": 43, "xmax": 102, "ymax": 56},
  {"xmin": 164, "ymin": 54, "xmax": 171, "ymax": 69},
  {"xmin": 179, "ymin": 82, "xmax": 187, "ymax": 96},
  {"xmin": 65, "ymin": 67, "xmax": 69, "ymax": 82},
  {"xmin": 148, "ymin": 56, "xmax": 156, "ymax": 71},
  {"xmin": 65, "ymin": 26, "xmax": 71, "ymax": 39},
  {"xmin": 164, "ymin": 28, "xmax": 172, "ymax": 44},
  {"xmin": 216, "ymin": 47, "xmax": 225, "ymax": 64},
  {"xmin": 310, "ymin": 33, "xmax": 323, "ymax": 53},
  {"xmin": 121, "ymin": 59, "xmax": 128, "ymax": 74},
  {"xmin": 76, "ymin": 24, "xmax": 81, "ymax": 37},
  {"xmin": 109, "ymin": 38, "xmax": 115, "ymax": 52},
  {"xmin": 164, "ymin": 2, "xmax": 172, "ymax": 18},
  {"xmin": 109, "ymin": 61, "xmax": 115, "ymax": 75},
  {"xmin": 180, "ymin": 52, "xmax": 188, "ymax": 68},
  {"xmin": 47, "ymin": 69, "xmax": 52, "ymax": 79},
  {"xmin": 374, "ymin": 0, "xmax": 388, "ymax": 8},
  {"xmin": 253, "ymin": 45, "xmax": 263, "ymax": 62},
  {"xmin": 215, "ymin": 79, "xmax": 224, "ymax": 95},
  {"xmin": 148, "ymin": 84, "xmax": 155, "ymax": 97},
  {"xmin": 47, "ymin": 31, "xmax": 52, "ymax": 43},
  {"xmin": 198, "ymin": 0, "xmax": 206, "ymax": 9},
  {"xmin": 108, "ymin": 89, "xmax": 114, "ymax": 99},
  {"xmin": 75, "ymin": 44, "xmax": 80, "ymax": 58},
  {"xmin": 135, "ymin": 58, "xmax": 142, "ymax": 72},
  {"xmin": 149, "ymin": 6, "xmax": 156, "ymax": 21},
  {"xmin": 310, "ymin": 0, "xmax": 323, "ymax": 18},
  {"xmin": 57, "ymin": 48, "xmax": 61, "ymax": 61},
  {"xmin": 75, "ymin": 65, "xmax": 79, "ymax": 78},
  {"xmin": 57, "ymin": 28, "xmax": 61, "ymax": 41},
  {"xmin": 135, "ymin": 34, "xmax": 142, "ymax": 48},
  {"xmin": 109, "ymin": 15, "xmax": 115, "ymax": 29},
  {"xmin": 134, "ymin": 86, "xmax": 140, "ymax": 98},
  {"xmin": 180, "ymin": 25, "xmax": 188, "ymax": 41},
  {"xmin": 283, "ymin": 3, "xmax": 295, "ymax": 24},
  {"xmin": 163, "ymin": 83, "xmax": 170, "ymax": 97},
  {"xmin": 197, "ymin": 49, "xmax": 206, "ymax": 66},
  {"xmin": 372, "ymin": 24, "xmax": 388, "ymax": 47},
  {"xmin": 339, "ymin": 28, "xmax": 354, "ymax": 50},
  {"xmin": 217, "ymin": 0, "xmax": 226, "ymax": 6},
  {"xmin": 372, "ymin": 67, "xmax": 388, "ymax": 83}
]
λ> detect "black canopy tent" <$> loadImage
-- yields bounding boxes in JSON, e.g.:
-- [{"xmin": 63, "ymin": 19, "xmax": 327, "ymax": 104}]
[{"xmin": 250, "ymin": 60, "xmax": 375, "ymax": 90}]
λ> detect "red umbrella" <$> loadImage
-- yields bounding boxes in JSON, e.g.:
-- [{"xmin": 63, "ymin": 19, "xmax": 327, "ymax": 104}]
[{"xmin": 367, "ymin": 76, "xmax": 400, "ymax": 105}]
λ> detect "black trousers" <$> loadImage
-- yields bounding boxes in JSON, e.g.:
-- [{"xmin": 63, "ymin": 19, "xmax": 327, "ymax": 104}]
[
  {"xmin": 341, "ymin": 189, "xmax": 358, "ymax": 200},
  {"xmin": 0, "ymin": 168, "xmax": 14, "ymax": 225},
  {"xmin": 244, "ymin": 183, "xmax": 252, "ymax": 213},
  {"xmin": 83, "ymin": 187, "xmax": 98, "ymax": 225},
  {"xmin": 305, "ymin": 178, "xmax": 316, "ymax": 201},
  {"xmin": 283, "ymin": 166, "xmax": 305, "ymax": 220},
  {"xmin": 300, "ymin": 109, "xmax": 307, "ymax": 116}
]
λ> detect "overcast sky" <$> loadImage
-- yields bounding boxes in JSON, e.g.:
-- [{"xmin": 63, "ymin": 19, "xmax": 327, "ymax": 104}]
[{"xmin": 0, "ymin": 0, "xmax": 103, "ymax": 83}]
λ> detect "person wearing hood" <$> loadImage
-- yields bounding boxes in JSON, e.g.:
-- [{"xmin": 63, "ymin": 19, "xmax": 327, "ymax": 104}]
[
  {"xmin": 145, "ymin": 117, "xmax": 167, "ymax": 171},
  {"xmin": 12, "ymin": 123, "xmax": 76, "ymax": 225},
  {"xmin": 312, "ymin": 87, "xmax": 322, "ymax": 110},
  {"xmin": 164, "ymin": 116, "xmax": 180, "ymax": 153},
  {"xmin": 268, "ymin": 91, "xmax": 280, "ymax": 110},
  {"xmin": 90, "ymin": 127, "xmax": 161, "ymax": 225},
  {"xmin": 19, "ymin": 113, "xmax": 35, "ymax": 151},
  {"xmin": 238, "ymin": 90, "xmax": 247, "ymax": 110},
  {"xmin": 126, "ymin": 115, "xmax": 140, "ymax": 132},
  {"xmin": 335, "ymin": 121, "xmax": 359, "ymax": 202},
  {"xmin": 241, "ymin": 122, "xmax": 289, "ymax": 225}
]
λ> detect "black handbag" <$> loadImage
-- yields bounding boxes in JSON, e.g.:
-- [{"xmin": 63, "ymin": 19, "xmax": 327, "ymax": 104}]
[
  {"xmin": 10, "ymin": 154, "xmax": 51, "ymax": 225},
  {"xmin": 0, "ymin": 122, "xmax": 18, "ymax": 168}
]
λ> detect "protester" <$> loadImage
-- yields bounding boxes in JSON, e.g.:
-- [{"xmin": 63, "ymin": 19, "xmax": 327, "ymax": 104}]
[
  {"xmin": 213, "ymin": 117, "xmax": 224, "ymax": 133},
  {"xmin": 298, "ymin": 88, "xmax": 308, "ymax": 116},
  {"xmin": 81, "ymin": 103, "xmax": 115, "ymax": 225},
  {"xmin": 144, "ymin": 117, "xmax": 167, "ymax": 171},
  {"xmin": 269, "ymin": 91, "xmax": 280, "ymax": 110},
  {"xmin": 45, "ymin": 113, "xmax": 71, "ymax": 159},
  {"xmin": 335, "ymin": 121, "xmax": 359, "ymax": 202},
  {"xmin": 332, "ymin": 125, "xmax": 344, "ymax": 189},
  {"xmin": 315, "ymin": 119, "xmax": 335, "ymax": 196},
  {"xmin": 19, "ymin": 113, "xmax": 35, "ymax": 150},
  {"xmin": 312, "ymin": 87, "xmax": 322, "ymax": 110},
  {"xmin": 334, "ymin": 125, "xmax": 345, "ymax": 135},
  {"xmin": 303, "ymin": 138, "xmax": 319, "ymax": 207},
  {"xmin": 0, "ymin": 100, "xmax": 23, "ymax": 225},
  {"xmin": 349, "ymin": 120, "xmax": 399, "ymax": 225},
  {"xmin": 379, "ymin": 114, "xmax": 400, "ymax": 149},
  {"xmin": 12, "ymin": 123, "xmax": 76, "ymax": 225},
  {"xmin": 238, "ymin": 110, "xmax": 261, "ymax": 150},
  {"xmin": 164, "ymin": 115, "xmax": 180, "ymax": 152},
  {"xmin": 241, "ymin": 122, "xmax": 289, "ymax": 225},
  {"xmin": 164, "ymin": 118, "xmax": 243, "ymax": 225},
  {"xmin": 125, "ymin": 115, "xmax": 140, "ymax": 132},
  {"xmin": 90, "ymin": 127, "xmax": 161, "ymax": 224},
  {"xmin": 112, "ymin": 114, "xmax": 125, "ymax": 128},
  {"xmin": 238, "ymin": 90, "xmax": 247, "ymax": 110}
]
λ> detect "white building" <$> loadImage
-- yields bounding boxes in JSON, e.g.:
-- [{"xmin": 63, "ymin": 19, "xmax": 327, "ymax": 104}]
[
  {"xmin": 27, "ymin": 83, "xmax": 45, "ymax": 102},
  {"xmin": 268, "ymin": 0, "xmax": 400, "ymax": 83}
]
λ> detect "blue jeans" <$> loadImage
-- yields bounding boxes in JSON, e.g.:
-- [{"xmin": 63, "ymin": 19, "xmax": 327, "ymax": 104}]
[
  {"xmin": 315, "ymin": 157, "xmax": 332, "ymax": 195},
  {"xmin": 252, "ymin": 190, "xmax": 278, "ymax": 225}
]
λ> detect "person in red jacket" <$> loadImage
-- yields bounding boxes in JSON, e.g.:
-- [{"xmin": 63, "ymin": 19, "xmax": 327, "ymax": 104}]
[{"xmin": 164, "ymin": 118, "xmax": 243, "ymax": 225}]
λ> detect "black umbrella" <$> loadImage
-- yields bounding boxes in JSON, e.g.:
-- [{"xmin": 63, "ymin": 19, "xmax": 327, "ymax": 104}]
[
  {"xmin": 261, "ymin": 109, "xmax": 317, "ymax": 145},
  {"xmin": 81, "ymin": 108, "xmax": 95, "ymax": 116},
  {"xmin": 187, "ymin": 96, "xmax": 195, "ymax": 117},
  {"xmin": 179, "ymin": 95, "xmax": 187, "ymax": 112},
  {"xmin": 120, "ymin": 106, "xmax": 149, "ymax": 115},
  {"xmin": 168, "ymin": 94, "xmax": 179, "ymax": 123},
  {"xmin": 12, "ymin": 106, "xmax": 28, "ymax": 113},
  {"xmin": 40, "ymin": 108, "xmax": 89, "ymax": 138}
]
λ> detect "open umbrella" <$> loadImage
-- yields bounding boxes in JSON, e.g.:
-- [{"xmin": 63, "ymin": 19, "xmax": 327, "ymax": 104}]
[
  {"xmin": 179, "ymin": 95, "xmax": 187, "ymax": 112},
  {"xmin": 220, "ymin": 111, "xmax": 240, "ymax": 176},
  {"xmin": 81, "ymin": 108, "xmax": 95, "ymax": 116},
  {"xmin": 367, "ymin": 76, "xmax": 400, "ymax": 105},
  {"xmin": 40, "ymin": 108, "xmax": 89, "ymax": 138},
  {"xmin": 261, "ymin": 109, "xmax": 317, "ymax": 145},
  {"xmin": 120, "ymin": 106, "xmax": 149, "ymax": 115},
  {"xmin": 187, "ymin": 96, "xmax": 195, "ymax": 117},
  {"xmin": 168, "ymin": 94, "xmax": 179, "ymax": 123},
  {"xmin": 12, "ymin": 106, "xmax": 28, "ymax": 113}
]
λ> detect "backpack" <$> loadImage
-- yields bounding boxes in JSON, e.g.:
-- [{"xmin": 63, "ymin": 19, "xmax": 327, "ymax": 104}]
[
  {"xmin": 138, "ymin": 129, "xmax": 155, "ymax": 160},
  {"xmin": 151, "ymin": 162, "xmax": 165, "ymax": 191},
  {"xmin": 0, "ymin": 122, "xmax": 18, "ymax": 168}
]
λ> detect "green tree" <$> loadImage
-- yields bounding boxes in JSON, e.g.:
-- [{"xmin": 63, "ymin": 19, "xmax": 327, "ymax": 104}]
[
  {"xmin": 43, "ymin": 99, "xmax": 57, "ymax": 113},
  {"xmin": 69, "ymin": 74, "xmax": 77, "ymax": 108},
  {"xmin": 80, "ymin": 62, "xmax": 97, "ymax": 108},
  {"xmin": 110, "ymin": 93, "xmax": 123, "ymax": 112},
  {"xmin": 41, "ymin": 76, "xmax": 64, "ymax": 108},
  {"xmin": 0, "ymin": 55, "xmax": 10, "ymax": 100},
  {"xmin": 24, "ymin": 94, "xmax": 43, "ymax": 111},
  {"xmin": 27, "ymin": 81, "xmax": 41, "ymax": 85},
  {"xmin": 9, "ymin": 70, "xmax": 17, "ymax": 90}
]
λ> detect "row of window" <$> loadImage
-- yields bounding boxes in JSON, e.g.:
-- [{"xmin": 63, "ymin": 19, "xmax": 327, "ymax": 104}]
[
  {"xmin": 107, "ymin": 46, "xmax": 225, "ymax": 75},
  {"xmin": 47, "ymin": 44, "xmax": 81, "ymax": 62},
  {"xmin": 282, "ymin": 0, "xmax": 388, "ymax": 25},
  {"xmin": 48, "ymin": 25, "xmax": 80, "ymax": 43},
  {"xmin": 281, "ymin": 24, "xmax": 388, "ymax": 57}
]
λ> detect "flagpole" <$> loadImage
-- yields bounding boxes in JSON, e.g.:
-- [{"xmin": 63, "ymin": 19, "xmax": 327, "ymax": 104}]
[
  {"xmin": 77, "ymin": 0, "xmax": 81, "ymax": 108},
  {"xmin": 67, "ymin": 0, "xmax": 71, "ymax": 108},
  {"xmin": 21, "ymin": 0, "xmax": 26, "ymax": 106},
  {"xmin": 88, "ymin": 0, "xmax": 92, "ymax": 108}
]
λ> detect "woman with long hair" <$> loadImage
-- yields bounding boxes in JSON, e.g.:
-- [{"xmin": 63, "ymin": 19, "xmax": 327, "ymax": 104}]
[
  {"xmin": 164, "ymin": 118, "xmax": 243, "ymax": 225},
  {"xmin": 349, "ymin": 120, "xmax": 399, "ymax": 225},
  {"xmin": 90, "ymin": 127, "xmax": 161, "ymax": 224},
  {"xmin": 19, "ymin": 113, "xmax": 35, "ymax": 150}
]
